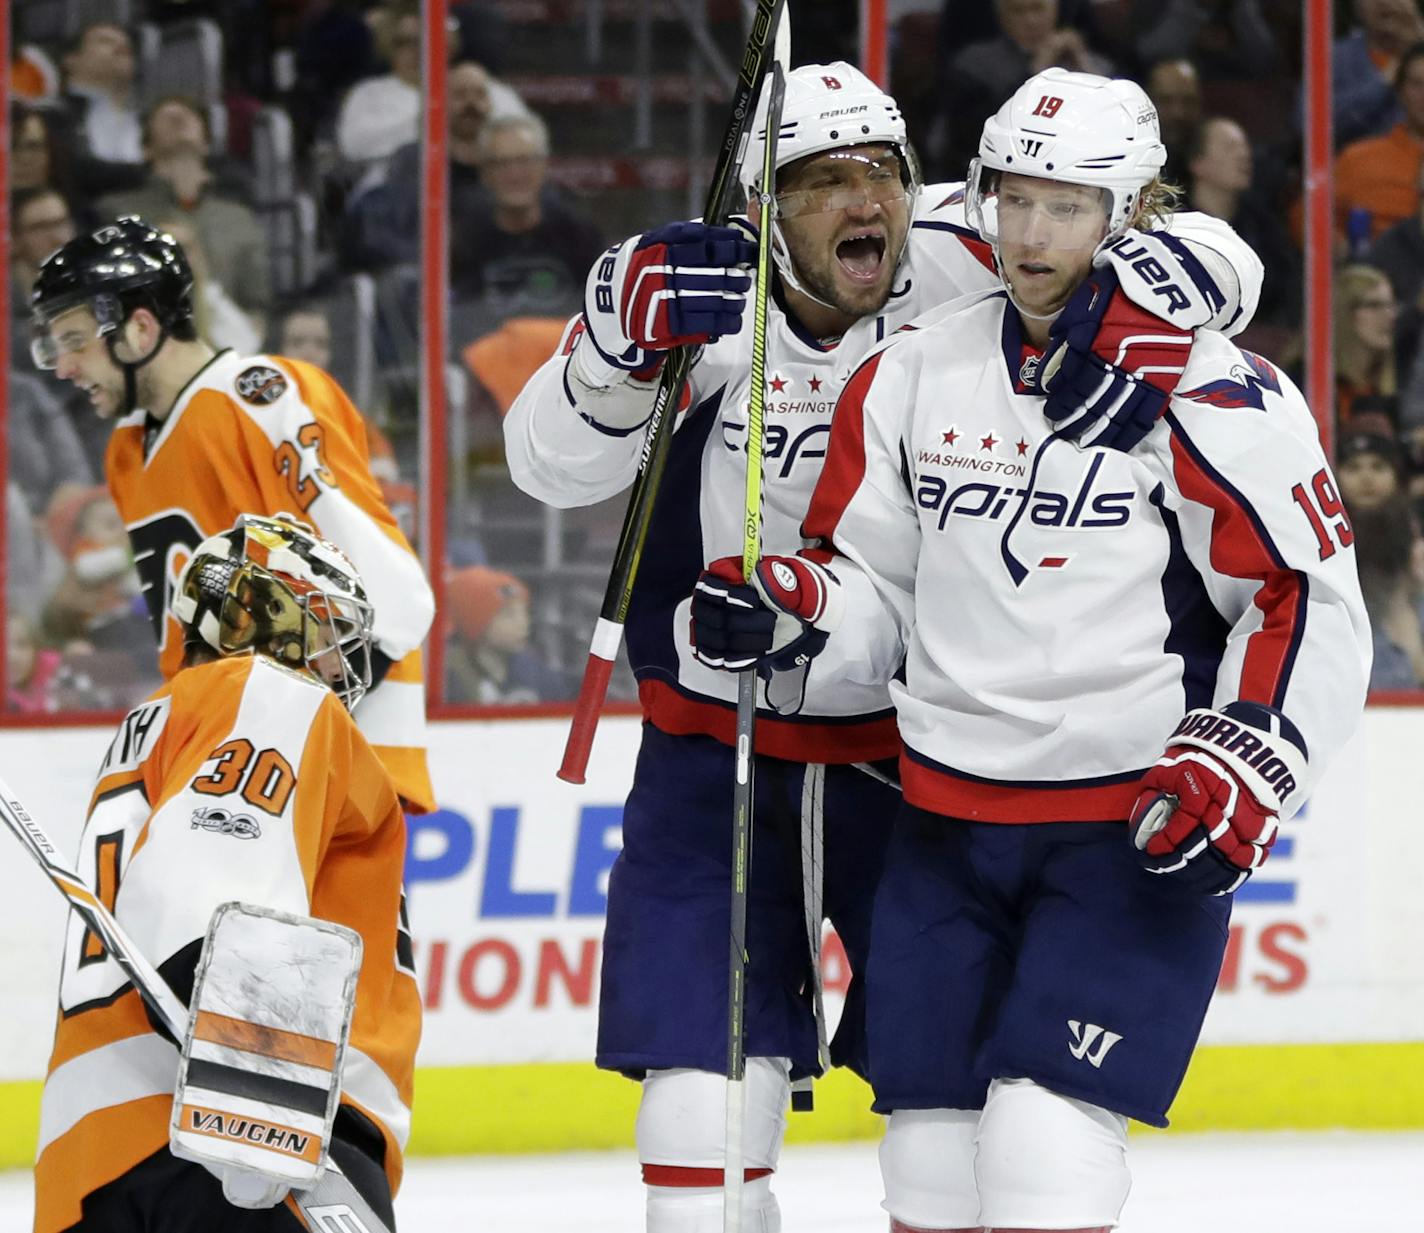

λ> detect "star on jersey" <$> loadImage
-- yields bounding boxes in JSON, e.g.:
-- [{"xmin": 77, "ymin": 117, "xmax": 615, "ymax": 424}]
[
  {"xmin": 980, "ymin": 433, "xmax": 998, "ymax": 452},
  {"xmin": 808, "ymin": 376, "xmax": 822, "ymax": 393},
  {"xmin": 1016, "ymin": 439, "xmax": 1030, "ymax": 456},
  {"xmin": 769, "ymin": 375, "xmax": 788, "ymax": 393},
  {"xmin": 942, "ymin": 428, "xmax": 960, "ymax": 446}
]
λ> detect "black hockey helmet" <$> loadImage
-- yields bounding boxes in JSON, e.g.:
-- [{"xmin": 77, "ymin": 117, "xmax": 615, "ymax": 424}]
[{"xmin": 29, "ymin": 215, "xmax": 194, "ymax": 364}]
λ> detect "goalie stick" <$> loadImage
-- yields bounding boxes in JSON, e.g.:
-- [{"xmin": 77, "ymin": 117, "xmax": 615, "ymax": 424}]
[
  {"xmin": 558, "ymin": 0, "xmax": 790, "ymax": 784},
  {"xmin": 723, "ymin": 36, "xmax": 787, "ymax": 1233},
  {"xmin": 0, "ymin": 773, "xmax": 394, "ymax": 1233}
]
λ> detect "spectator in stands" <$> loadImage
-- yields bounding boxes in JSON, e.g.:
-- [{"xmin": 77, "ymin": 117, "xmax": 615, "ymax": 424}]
[
  {"xmin": 1129, "ymin": 0, "xmax": 1278, "ymax": 81},
  {"xmin": 444, "ymin": 566, "xmax": 569, "ymax": 703},
  {"xmin": 1336, "ymin": 42, "xmax": 1424, "ymax": 244},
  {"xmin": 7, "ymin": 613, "xmax": 64, "ymax": 714},
  {"xmin": 39, "ymin": 485, "xmax": 154, "ymax": 668},
  {"xmin": 451, "ymin": 113, "xmax": 603, "ymax": 314},
  {"xmin": 1331, "ymin": 264, "xmax": 1401, "ymax": 425},
  {"xmin": 336, "ymin": 1, "xmax": 425, "ymax": 175},
  {"xmin": 1333, "ymin": 0, "xmax": 1424, "ymax": 146},
  {"xmin": 10, "ymin": 188, "xmax": 77, "ymax": 352},
  {"xmin": 1336, "ymin": 416, "xmax": 1424, "ymax": 688},
  {"xmin": 10, "ymin": 102, "xmax": 64, "ymax": 193},
  {"xmin": 276, "ymin": 301, "xmax": 335, "ymax": 369},
  {"xmin": 936, "ymin": 0, "xmax": 1104, "ymax": 62},
  {"xmin": 1367, "ymin": 156, "xmax": 1424, "ymax": 377},
  {"xmin": 1145, "ymin": 57, "xmax": 1203, "ymax": 186},
  {"xmin": 98, "ymin": 98, "xmax": 272, "ymax": 319},
  {"xmin": 7, "ymin": 371, "xmax": 93, "ymax": 516},
  {"xmin": 6, "ymin": 483, "xmax": 60, "ymax": 626},
  {"xmin": 1185, "ymin": 116, "xmax": 1300, "ymax": 324},
  {"xmin": 60, "ymin": 22, "xmax": 143, "ymax": 168},
  {"xmin": 343, "ymin": 59, "xmax": 530, "ymax": 269},
  {"xmin": 938, "ymin": 0, "xmax": 1113, "ymax": 176}
]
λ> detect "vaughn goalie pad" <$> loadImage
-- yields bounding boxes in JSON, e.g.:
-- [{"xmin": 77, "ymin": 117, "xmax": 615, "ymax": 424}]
[{"xmin": 170, "ymin": 902, "xmax": 363, "ymax": 1189}]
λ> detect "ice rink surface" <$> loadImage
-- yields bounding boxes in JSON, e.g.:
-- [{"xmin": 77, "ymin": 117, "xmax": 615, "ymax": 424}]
[{"xmin": 3, "ymin": 1131, "xmax": 1422, "ymax": 1231}]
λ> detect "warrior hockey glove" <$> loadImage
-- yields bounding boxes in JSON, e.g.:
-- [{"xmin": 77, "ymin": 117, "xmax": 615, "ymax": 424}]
[
  {"xmin": 1034, "ymin": 263, "xmax": 1193, "ymax": 453},
  {"xmin": 573, "ymin": 221, "xmax": 756, "ymax": 388},
  {"xmin": 1129, "ymin": 702, "xmax": 1309, "ymax": 896},
  {"xmin": 691, "ymin": 554, "xmax": 843, "ymax": 675}
]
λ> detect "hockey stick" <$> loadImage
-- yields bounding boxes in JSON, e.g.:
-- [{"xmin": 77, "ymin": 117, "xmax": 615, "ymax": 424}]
[
  {"xmin": 725, "ymin": 40, "xmax": 788, "ymax": 1233},
  {"xmin": 0, "ymin": 774, "xmax": 394, "ymax": 1233},
  {"xmin": 558, "ymin": 0, "xmax": 789, "ymax": 783}
]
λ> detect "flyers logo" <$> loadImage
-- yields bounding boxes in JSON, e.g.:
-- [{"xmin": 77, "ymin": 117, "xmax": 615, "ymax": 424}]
[{"xmin": 235, "ymin": 364, "xmax": 289, "ymax": 406}]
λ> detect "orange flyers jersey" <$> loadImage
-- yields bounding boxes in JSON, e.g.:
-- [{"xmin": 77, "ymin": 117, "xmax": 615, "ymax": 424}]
[
  {"xmin": 106, "ymin": 348, "xmax": 435, "ymax": 810},
  {"xmin": 34, "ymin": 654, "xmax": 421, "ymax": 1233}
]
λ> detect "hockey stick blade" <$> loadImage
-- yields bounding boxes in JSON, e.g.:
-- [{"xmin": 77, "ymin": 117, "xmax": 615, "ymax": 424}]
[
  {"xmin": 558, "ymin": 0, "xmax": 789, "ymax": 784},
  {"xmin": 0, "ymin": 774, "xmax": 395, "ymax": 1233}
]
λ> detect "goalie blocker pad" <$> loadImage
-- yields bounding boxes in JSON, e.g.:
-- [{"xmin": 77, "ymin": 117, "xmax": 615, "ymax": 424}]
[{"xmin": 170, "ymin": 903, "xmax": 363, "ymax": 1189}]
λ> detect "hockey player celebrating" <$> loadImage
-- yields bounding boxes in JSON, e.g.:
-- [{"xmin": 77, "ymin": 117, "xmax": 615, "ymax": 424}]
[
  {"xmin": 692, "ymin": 69, "xmax": 1371, "ymax": 1232},
  {"xmin": 32, "ymin": 514, "xmax": 419, "ymax": 1233},
  {"xmin": 505, "ymin": 62, "xmax": 1265, "ymax": 1230},
  {"xmin": 29, "ymin": 218, "xmax": 435, "ymax": 811}
]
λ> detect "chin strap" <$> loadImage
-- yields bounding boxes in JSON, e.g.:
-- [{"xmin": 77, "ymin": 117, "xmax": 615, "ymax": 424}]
[{"xmin": 105, "ymin": 324, "xmax": 170, "ymax": 417}]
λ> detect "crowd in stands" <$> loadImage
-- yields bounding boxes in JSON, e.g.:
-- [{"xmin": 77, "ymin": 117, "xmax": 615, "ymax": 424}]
[{"xmin": 8, "ymin": 0, "xmax": 1424, "ymax": 713}]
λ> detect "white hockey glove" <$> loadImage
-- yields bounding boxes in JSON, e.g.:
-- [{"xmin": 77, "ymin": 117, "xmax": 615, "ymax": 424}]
[
  {"xmin": 1128, "ymin": 701, "xmax": 1308, "ymax": 896},
  {"xmin": 571, "ymin": 221, "xmax": 756, "ymax": 389},
  {"xmin": 170, "ymin": 904, "xmax": 362, "ymax": 1209},
  {"xmin": 1096, "ymin": 227, "xmax": 1226, "ymax": 331}
]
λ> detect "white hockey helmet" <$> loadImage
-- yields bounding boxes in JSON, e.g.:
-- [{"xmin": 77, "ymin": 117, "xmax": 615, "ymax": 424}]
[
  {"xmin": 966, "ymin": 67, "xmax": 1166, "ymax": 247},
  {"xmin": 741, "ymin": 62, "xmax": 921, "ymax": 304},
  {"xmin": 172, "ymin": 513, "xmax": 375, "ymax": 710}
]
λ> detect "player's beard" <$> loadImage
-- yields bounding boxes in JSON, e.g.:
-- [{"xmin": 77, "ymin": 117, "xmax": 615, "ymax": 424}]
[{"xmin": 786, "ymin": 225, "xmax": 907, "ymax": 321}]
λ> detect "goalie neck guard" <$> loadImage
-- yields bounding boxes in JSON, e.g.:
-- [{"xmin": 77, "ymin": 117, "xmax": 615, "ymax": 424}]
[{"xmin": 172, "ymin": 515, "xmax": 375, "ymax": 711}]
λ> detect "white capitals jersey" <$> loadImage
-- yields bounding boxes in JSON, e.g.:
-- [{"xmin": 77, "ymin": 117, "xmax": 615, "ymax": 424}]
[
  {"xmin": 802, "ymin": 289, "xmax": 1371, "ymax": 821},
  {"xmin": 505, "ymin": 185, "xmax": 1264, "ymax": 765}
]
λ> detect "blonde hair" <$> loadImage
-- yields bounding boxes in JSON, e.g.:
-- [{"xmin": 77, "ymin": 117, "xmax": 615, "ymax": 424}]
[
  {"xmin": 1335, "ymin": 264, "xmax": 1397, "ymax": 397},
  {"xmin": 1127, "ymin": 176, "xmax": 1181, "ymax": 231}
]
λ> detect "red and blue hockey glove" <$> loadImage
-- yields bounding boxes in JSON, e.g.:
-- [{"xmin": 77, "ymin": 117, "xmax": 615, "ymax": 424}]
[
  {"xmin": 1129, "ymin": 702, "xmax": 1308, "ymax": 896},
  {"xmin": 1033, "ymin": 262, "xmax": 1193, "ymax": 453},
  {"xmin": 691, "ymin": 554, "xmax": 843, "ymax": 675},
  {"xmin": 573, "ymin": 221, "xmax": 756, "ymax": 387}
]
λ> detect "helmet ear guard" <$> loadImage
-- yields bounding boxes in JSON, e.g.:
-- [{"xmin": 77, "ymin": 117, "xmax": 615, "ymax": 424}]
[{"xmin": 173, "ymin": 515, "xmax": 376, "ymax": 711}]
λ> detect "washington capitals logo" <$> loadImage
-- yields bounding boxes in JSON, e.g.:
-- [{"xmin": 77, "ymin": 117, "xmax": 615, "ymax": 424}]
[{"xmin": 1179, "ymin": 352, "xmax": 1281, "ymax": 411}]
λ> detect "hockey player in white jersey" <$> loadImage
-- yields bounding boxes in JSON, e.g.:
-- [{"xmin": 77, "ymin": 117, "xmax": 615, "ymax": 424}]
[
  {"xmin": 505, "ymin": 62, "xmax": 1266, "ymax": 1231},
  {"xmin": 692, "ymin": 68, "xmax": 1370, "ymax": 1232}
]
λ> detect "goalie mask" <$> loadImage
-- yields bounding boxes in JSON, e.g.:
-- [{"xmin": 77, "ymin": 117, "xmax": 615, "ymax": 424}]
[
  {"xmin": 967, "ymin": 68, "xmax": 1166, "ymax": 280},
  {"xmin": 741, "ymin": 62, "xmax": 921, "ymax": 310},
  {"xmin": 172, "ymin": 515, "xmax": 375, "ymax": 710}
]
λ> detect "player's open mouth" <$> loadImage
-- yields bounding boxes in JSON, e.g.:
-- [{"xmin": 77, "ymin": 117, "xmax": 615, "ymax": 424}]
[
  {"xmin": 1017, "ymin": 261, "xmax": 1055, "ymax": 279},
  {"xmin": 836, "ymin": 232, "xmax": 886, "ymax": 283}
]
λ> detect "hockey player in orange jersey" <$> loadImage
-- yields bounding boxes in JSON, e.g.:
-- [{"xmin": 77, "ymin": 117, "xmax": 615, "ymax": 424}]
[
  {"xmin": 29, "ymin": 217, "xmax": 435, "ymax": 811},
  {"xmin": 33, "ymin": 514, "xmax": 420, "ymax": 1233}
]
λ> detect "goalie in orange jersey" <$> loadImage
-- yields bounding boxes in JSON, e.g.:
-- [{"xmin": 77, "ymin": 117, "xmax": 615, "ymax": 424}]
[
  {"xmin": 34, "ymin": 515, "xmax": 419, "ymax": 1233},
  {"xmin": 29, "ymin": 217, "xmax": 435, "ymax": 811}
]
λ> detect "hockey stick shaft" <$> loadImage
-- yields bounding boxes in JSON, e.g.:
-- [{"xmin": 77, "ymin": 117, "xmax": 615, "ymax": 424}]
[
  {"xmin": 558, "ymin": 0, "xmax": 788, "ymax": 784},
  {"xmin": 0, "ymin": 775, "xmax": 394, "ymax": 1233},
  {"xmin": 725, "ymin": 46, "xmax": 787, "ymax": 1233}
]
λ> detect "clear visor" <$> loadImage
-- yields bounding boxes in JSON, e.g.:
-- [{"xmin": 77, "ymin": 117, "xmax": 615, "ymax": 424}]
[
  {"xmin": 775, "ymin": 147, "xmax": 910, "ymax": 221},
  {"xmin": 30, "ymin": 315, "xmax": 107, "ymax": 371},
  {"xmin": 968, "ymin": 160, "xmax": 1112, "ymax": 254}
]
